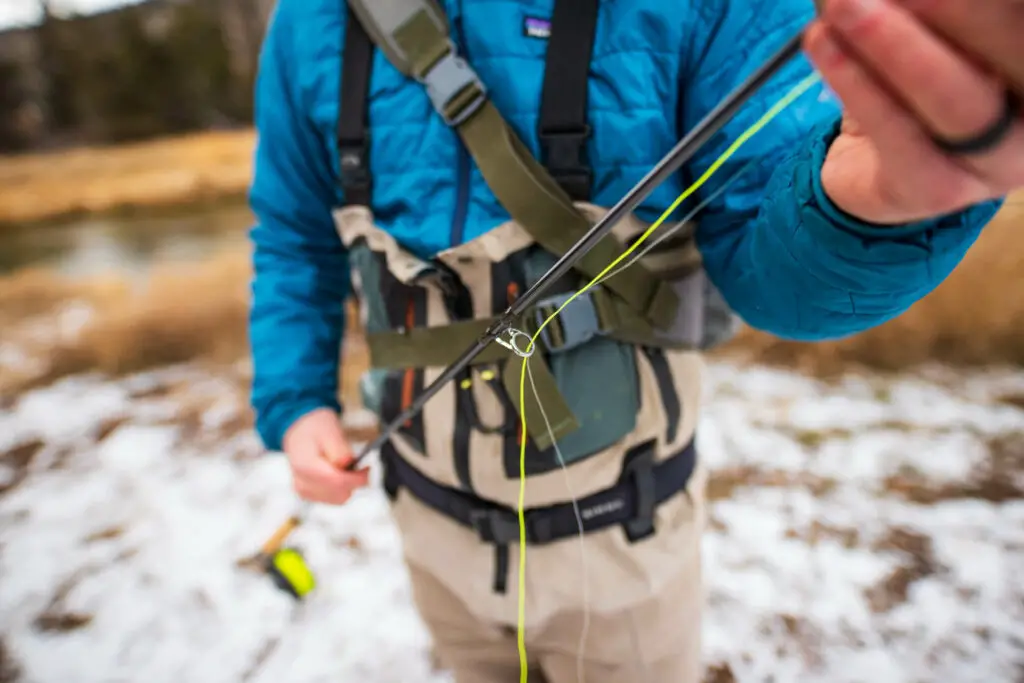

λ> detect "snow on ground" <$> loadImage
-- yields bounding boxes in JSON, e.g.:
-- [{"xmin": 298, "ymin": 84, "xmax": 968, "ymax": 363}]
[{"xmin": 1, "ymin": 360, "xmax": 1023, "ymax": 683}]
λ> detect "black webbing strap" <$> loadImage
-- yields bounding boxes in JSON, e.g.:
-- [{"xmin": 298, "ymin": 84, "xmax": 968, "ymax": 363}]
[
  {"xmin": 337, "ymin": 4, "xmax": 375, "ymax": 206},
  {"xmin": 538, "ymin": 0, "xmax": 599, "ymax": 201},
  {"xmin": 381, "ymin": 436, "xmax": 697, "ymax": 592}
]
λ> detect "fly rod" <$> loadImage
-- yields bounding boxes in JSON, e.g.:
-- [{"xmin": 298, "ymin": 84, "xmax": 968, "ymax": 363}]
[
  {"xmin": 245, "ymin": 28, "xmax": 808, "ymax": 595},
  {"xmin": 355, "ymin": 28, "xmax": 804, "ymax": 466}
]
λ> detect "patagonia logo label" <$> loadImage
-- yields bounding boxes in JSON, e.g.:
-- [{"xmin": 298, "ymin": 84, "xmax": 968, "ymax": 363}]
[{"xmin": 523, "ymin": 16, "xmax": 551, "ymax": 39}]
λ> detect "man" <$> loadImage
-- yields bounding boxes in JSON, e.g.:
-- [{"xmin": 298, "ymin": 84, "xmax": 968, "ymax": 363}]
[{"xmin": 248, "ymin": 0, "xmax": 1023, "ymax": 680}]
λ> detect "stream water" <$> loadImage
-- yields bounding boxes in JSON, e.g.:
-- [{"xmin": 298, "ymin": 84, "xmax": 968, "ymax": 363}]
[{"xmin": 0, "ymin": 202, "xmax": 253, "ymax": 278}]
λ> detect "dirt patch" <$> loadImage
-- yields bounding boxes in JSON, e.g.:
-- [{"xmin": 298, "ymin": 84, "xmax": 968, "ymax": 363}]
[
  {"xmin": 83, "ymin": 526, "xmax": 125, "ymax": 543},
  {"xmin": 883, "ymin": 433, "xmax": 1024, "ymax": 504},
  {"xmin": 995, "ymin": 393, "xmax": 1024, "ymax": 411},
  {"xmin": 239, "ymin": 637, "xmax": 283, "ymax": 683},
  {"xmin": 703, "ymin": 663, "xmax": 737, "ymax": 683},
  {"xmin": 0, "ymin": 440, "xmax": 44, "ymax": 495},
  {"xmin": 773, "ymin": 613, "xmax": 825, "ymax": 669},
  {"xmin": 0, "ymin": 638, "xmax": 22, "ymax": 683},
  {"xmin": 784, "ymin": 521, "xmax": 861, "ymax": 549},
  {"xmin": 94, "ymin": 416, "xmax": 130, "ymax": 443},
  {"xmin": 32, "ymin": 567, "xmax": 98, "ymax": 635},
  {"xmin": 32, "ymin": 612, "xmax": 94, "ymax": 633},
  {"xmin": 865, "ymin": 527, "xmax": 942, "ymax": 613},
  {"xmin": 706, "ymin": 466, "xmax": 837, "ymax": 502}
]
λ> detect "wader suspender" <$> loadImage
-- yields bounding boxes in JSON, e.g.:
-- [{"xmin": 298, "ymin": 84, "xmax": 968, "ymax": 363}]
[
  {"xmin": 341, "ymin": 0, "xmax": 680, "ymax": 329},
  {"xmin": 538, "ymin": 0, "xmax": 599, "ymax": 202},
  {"xmin": 331, "ymin": 0, "xmax": 708, "ymax": 593},
  {"xmin": 339, "ymin": 0, "xmax": 600, "ymax": 204},
  {"xmin": 338, "ymin": 4, "xmax": 374, "ymax": 208}
]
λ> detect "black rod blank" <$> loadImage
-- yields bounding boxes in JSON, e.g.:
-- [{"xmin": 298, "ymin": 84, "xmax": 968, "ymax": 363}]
[{"xmin": 353, "ymin": 29, "xmax": 806, "ymax": 465}]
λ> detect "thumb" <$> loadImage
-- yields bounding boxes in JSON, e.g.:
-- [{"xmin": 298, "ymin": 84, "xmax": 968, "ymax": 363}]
[{"xmin": 318, "ymin": 417, "xmax": 358, "ymax": 470}]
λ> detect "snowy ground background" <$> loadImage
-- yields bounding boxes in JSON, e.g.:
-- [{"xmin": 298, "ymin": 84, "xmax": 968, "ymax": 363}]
[{"xmin": 2, "ymin": 359, "xmax": 1023, "ymax": 683}]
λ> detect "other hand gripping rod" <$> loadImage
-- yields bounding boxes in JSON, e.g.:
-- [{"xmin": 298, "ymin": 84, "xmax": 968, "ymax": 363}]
[{"xmin": 251, "ymin": 29, "xmax": 806, "ymax": 567}]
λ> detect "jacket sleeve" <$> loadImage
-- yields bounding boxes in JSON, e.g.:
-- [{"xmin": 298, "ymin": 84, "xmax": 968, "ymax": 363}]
[
  {"xmin": 248, "ymin": 2, "xmax": 349, "ymax": 452},
  {"xmin": 681, "ymin": 0, "xmax": 1004, "ymax": 341}
]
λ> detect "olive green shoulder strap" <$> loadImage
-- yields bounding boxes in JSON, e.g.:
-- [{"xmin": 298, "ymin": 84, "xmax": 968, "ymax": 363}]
[{"xmin": 344, "ymin": 0, "xmax": 679, "ymax": 329}]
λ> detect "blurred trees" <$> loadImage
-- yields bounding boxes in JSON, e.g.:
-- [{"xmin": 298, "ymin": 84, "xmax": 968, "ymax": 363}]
[
  {"xmin": 0, "ymin": 61, "xmax": 28, "ymax": 151},
  {"xmin": 0, "ymin": 0, "xmax": 267, "ymax": 153}
]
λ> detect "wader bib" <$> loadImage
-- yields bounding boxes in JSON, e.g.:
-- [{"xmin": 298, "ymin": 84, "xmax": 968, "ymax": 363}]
[{"xmin": 334, "ymin": 0, "xmax": 715, "ymax": 630}]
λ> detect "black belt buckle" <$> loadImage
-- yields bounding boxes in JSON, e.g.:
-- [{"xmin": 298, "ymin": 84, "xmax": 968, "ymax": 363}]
[
  {"xmin": 469, "ymin": 507, "xmax": 520, "ymax": 545},
  {"xmin": 622, "ymin": 440, "xmax": 658, "ymax": 542}
]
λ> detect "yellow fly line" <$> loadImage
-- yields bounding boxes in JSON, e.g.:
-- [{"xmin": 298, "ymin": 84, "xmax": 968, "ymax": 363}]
[{"xmin": 511, "ymin": 70, "xmax": 823, "ymax": 681}]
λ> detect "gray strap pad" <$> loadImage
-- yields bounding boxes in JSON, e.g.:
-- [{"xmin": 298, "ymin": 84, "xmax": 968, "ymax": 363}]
[{"xmin": 346, "ymin": 0, "xmax": 448, "ymax": 76}]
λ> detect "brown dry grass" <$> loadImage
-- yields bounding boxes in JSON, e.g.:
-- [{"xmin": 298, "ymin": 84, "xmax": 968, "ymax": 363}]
[
  {"xmin": 0, "ymin": 188, "xmax": 1021, "ymax": 400},
  {"xmin": 0, "ymin": 130, "xmax": 256, "ymax": 227},
  {"xmin": 0, "ymin": 252, "xmax": 251, "ymax": 395},
  {"xmin": 0, "ymin": 251, "xmax": 368, "ymax": 406}
]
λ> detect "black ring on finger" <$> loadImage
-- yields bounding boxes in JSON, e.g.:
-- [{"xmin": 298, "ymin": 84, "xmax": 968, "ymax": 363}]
[{"xmin": 931, "ymin": 89, "xmax": 1020, "ymax": 156}]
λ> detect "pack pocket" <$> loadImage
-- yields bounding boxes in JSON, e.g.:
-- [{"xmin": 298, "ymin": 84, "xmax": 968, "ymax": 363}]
[
  {"xmin": 499, "ymin": 247, "xmax": 641, "ymax": 478},
  {"xmin": 366, "ymin": 367, "xmax": 427, "ymax": 456},
  {"xmin": 348, "ymin": 236, "xmax": 432, "ymax": 456}
]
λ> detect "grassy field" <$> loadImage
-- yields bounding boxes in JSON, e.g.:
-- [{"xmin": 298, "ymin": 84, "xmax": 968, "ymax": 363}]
[{"xmin": 0, "ymin": 131, "xmax": 256, "ymax": 227}]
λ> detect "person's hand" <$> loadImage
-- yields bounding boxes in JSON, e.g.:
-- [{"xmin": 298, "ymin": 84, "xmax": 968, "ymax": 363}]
[
  {"xmin": 804, "ymin": 0, "xmax": 1023, "ymax": 225},
  {"xmin": 282, "ymin": 408, "xmax": 369, "ymax": 505}
]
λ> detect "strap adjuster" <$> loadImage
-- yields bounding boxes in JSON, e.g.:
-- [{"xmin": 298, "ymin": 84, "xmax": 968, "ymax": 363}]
[
  {"xmin": 533, "ymin": 289, "xmax": 608, "ymax": 354},
  {"xmin": 419, "ymin": 48, "xmax": 488, "ymax": 127},
  {"xmin": 469, "ymin": 507, "xmax": 520, "ymax": 545},
  {"xmin": 621, "ymin": 440, "xmax": 657, "ymax": 542},
  {"xmin": 539, "ymin": 126, "xmax": 593, "ymax": 199},
  {"xmin": 338, "ymin": 138, "xmax": 372, "ymax": 196}
]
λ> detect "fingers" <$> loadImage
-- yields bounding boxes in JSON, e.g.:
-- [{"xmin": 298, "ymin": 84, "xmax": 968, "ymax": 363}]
[
  {"xmin": 898, "ymin": 0, "xmax": 1024, "ymax": 99},
  {"xmin": 284, "ymin": 409, "xmax": 370, "ymax": 505},
  {"xmin": 821, "ymin": 0, "xmax": 1004, "ymax": 142},
  {"xmin": 814, "ymin": 0, "xmax": 1024, "ymax": 191},
  {"xmin": 805, "ymin": 23, "xmax": 989, "ymax": 216},
  {"xmin": 320, "ymin": 419, "xmax": 358, "ymax": 469},
  {"xmin": 291, "ymin": 440, "xmax": 370, "ymax": 505}
]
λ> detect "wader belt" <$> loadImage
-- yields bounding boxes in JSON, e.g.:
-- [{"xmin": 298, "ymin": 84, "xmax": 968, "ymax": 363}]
[
  {"xmin": 381, "ymin": 436, "xmax": 698, "ymax": 594},
  {"xmin": 344, "ymin": 0, "xmax": 680, "ymax": 330}
]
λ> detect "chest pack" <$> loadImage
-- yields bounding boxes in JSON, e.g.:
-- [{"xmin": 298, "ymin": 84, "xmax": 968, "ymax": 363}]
[{"xmin": 332, "ymin": 0, "xmax": 719, "ymax": 595}]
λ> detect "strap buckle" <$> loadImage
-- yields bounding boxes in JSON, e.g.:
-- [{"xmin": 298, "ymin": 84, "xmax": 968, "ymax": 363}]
[
  {"xmin": 419, "ymin": 48, "xmax": 488, "ymax": 127},
  {"xmin": 469, "ymin": 507, "xmax": 521, "ymax": 545},
  {"xmin": 621, "ymin": 440, "xmax": 657, "ymax": 542},
  {"xmin": 338, "ymin": 138, "xmax": 372, "ymax": 197},
  {"xmin": 539, "ymin": 126, "xmax": 593, "ymax": 200},
  {"xmin": 533, "ymin": 289, "xmax": 608, "ymax": 354}
]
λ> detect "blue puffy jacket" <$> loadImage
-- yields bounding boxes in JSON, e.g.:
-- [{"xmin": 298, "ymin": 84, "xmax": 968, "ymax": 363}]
[{"xmin": 248, "ymin": 0, "xmax": 1002, "ymax": 452}]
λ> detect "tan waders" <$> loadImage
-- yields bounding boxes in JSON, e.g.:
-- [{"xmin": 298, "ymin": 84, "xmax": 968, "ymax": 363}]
[{"xmin": 332, "ymin": 1, "xmax": 725, "ymax": 680}]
